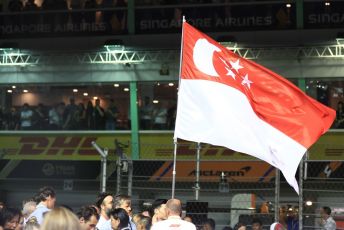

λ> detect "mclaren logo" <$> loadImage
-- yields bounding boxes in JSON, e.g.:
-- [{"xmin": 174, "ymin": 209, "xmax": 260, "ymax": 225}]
[{"xmin": 188, "ymin": 166, "xmax": 251, "ymax": 177}]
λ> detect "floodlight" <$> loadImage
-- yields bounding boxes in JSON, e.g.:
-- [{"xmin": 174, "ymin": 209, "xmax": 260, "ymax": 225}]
[
  {"xmin": 217, "ymin": 35, "xmax": 237, "ymax": 48},
  {"xmin": 104, "ymin": 39, "xmax": 125, "ymax": 52},
  {"xmin": 336, "ymin": 32, "xmax": 344, "ymax": 45}
]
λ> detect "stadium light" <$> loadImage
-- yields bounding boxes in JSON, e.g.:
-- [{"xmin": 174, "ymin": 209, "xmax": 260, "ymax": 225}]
[
  {"xmin": 104, "ymin": 39, "xmax": 125, "ymax": 52},
  {"xmin": 336, "ymin": 32, "xmax": 344, "ymax": 45},
  {"xmin": 306, "ymin": 200, "xmax": 313, "ymax": 206},
  {"xmin": 217, "ymin": 35, "xmax": 238, "ymax": 49}
]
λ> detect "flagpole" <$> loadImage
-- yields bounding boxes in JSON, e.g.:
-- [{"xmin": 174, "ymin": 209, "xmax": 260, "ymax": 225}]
[
  {"xmin": 298, "ymin": 154, "xmax": 305, "ymax": 230},
  {"xmin": 171, "ymin": 140, "xmax": 178, "ymax": 199},
  {"xmin": 274, "ymin": 168, "xmax": 280, "ymax": 222},
  {"xmin": 195, "ymin": 142, "xmax": 201, "ymax": 200},
  {"xmin": 172, "ymin": 15, "xmax": 186, "ymax": 199}
]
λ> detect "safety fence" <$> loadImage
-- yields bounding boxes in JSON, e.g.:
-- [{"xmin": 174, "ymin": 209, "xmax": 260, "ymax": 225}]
[{"xmin": 0, "ymin": 137, "xmax": 344, "ymax": 229}]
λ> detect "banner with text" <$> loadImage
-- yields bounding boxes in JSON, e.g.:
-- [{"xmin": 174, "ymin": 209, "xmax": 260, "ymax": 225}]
[
  {"xmin": 0, "ymin": 131, "xmax": 342, "ymax": 160},
  {"xmin": 135, "ymin": 4, "xmax": 296, "ymax": 34}
]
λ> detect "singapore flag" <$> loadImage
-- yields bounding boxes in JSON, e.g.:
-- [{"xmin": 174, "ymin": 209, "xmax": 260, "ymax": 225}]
[{"xmin": 174, "ymin": 22, "xmax": 336, "ymax": 193}]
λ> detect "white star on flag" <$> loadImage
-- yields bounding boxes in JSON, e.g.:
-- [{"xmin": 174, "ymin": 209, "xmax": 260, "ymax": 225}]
[
  {"xmin": 230, "ymin": 59, "xmax": 243, "ymax": 73},
  {"xmin": 219, "ymin": 57, "xmax": 236, "ymax": 79},
  {"xmin": 241, "ymin": 74, "xmax": 253, "ymax": 88},
  {"xmin": 225, "ymin": 67, "xmax": 236, "ymax": 79}
]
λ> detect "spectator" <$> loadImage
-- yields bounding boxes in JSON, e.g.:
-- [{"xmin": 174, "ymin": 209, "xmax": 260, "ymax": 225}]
[
  {"xmin": 270, "ymin": 222, "xmax": 286, "ymax": 230},
  {"xmin": 335, "ymin": 101, "xmax": 344, "ymax": 128},
  {"xmin": 151, "ymin": 199, "xmax": 196, "ymax": 230},
  {"xmin": 85, "ymin": 101, "xmax": 94, "ymax": 130},
  {"xmin": 183, "ymin": 216, "xmax": 192, "ymax": 223},
  {"xmin": 48, "ymin": 103, "xmax": 62, "ymax": 130},
  {"xmin": 23, "ymin": 221, "xmax": 39, "ymax": 230},
  {"xmin": 167, "ymin": 101, "xmax": 176, "ymax": 130},
  {"xmin": 77, "ymin": 206, "xmax": 99, "ymax": 230},
  {"xmin": 15, "ymin": 214, "xmax": 24, "ymax": 230},
  {"xmin": 233, "ymin": 222, "xmax": 246, "ymax": 230},
  {"xmin": 152, "ymin": 101, "xmax": 167, "ymax": 129},
  {"xmin": 33, "ymin": 103, "xmax": 47, "ymax": 130},
  {"xmin": 114, "ymin": 0, "xmax": 127, "ymax": 32},
  {"xmin": 93, "ymin": 99, "xmax": 105, "ymax": 130},
  {"xmin": 105, "ymin": 99, "xmax": 119, "ymax": 130},
  {"xmin": 26, "ymin": 186, "xmax": 56, "ymax": 225},
  {"xmin": 5, "ymin": 107, "xmax": 19, "ymax": 130},
  {"xmin": 95, "ymin": 192, "xmax": 114, "ymax": 230},
  {"xmin": 286, "ymin": 206, "xmax": 298, "ymax": 230},
  {"xmin": 76, "ymin": 103, "xmax": 87, "ymax": 130},
  {"xmin": 132, "ymin": 214, "xmax": 151, "ymax": 230},
  {"xmin": 0, "ymin": 207, "xmax": 21, "ymax": 230},
  {"xmin": 140, "ymin": 96, "xmax": 153, "ymax": 130},
  {"xmin": 0, "ymin": 201, "xmax": 5, "ymax": 210},
  {"xmin": 320, "ymin": 206, "xmax": 336, "ymax": 230},
  {"xmin": 83, "ymin": 0, "xmax": 96, "ymax": 24},
  {"xmin": 22, "ymin": 0, "xmax": 39, "ymax": 26},
  {"xmin": 113, "ymin": 195, "xmax": 135, "ymax": 230},
  {"xmin": 19, "ymin": 103, "xmax": 33, "ymax": 130},
  {"xmin": 40, "ymin": 207, "xmax": 82, "ymax": 230},
  {"xmin": 22, "ymin": 200, "xmax": 36, "ymax": 223},
  {"xmin": 149, "ymin": 199, "xmax": 167, "ymax": 221},
  {"xmin": 252, "ymin": 218, "xmax": 263, "ymax": 230},
  {"xmin": 202, "ymin": 218, "xmax": 216, "ymax": 230},
  {"xmin": 8, "ymin": 0, "xmax": 23, "ymax": 26},
  {"xmin": 109, "ymin": 208, "xmax": 129, "ymax": 230},
  {"xmin": 63, "ymin": 98, "xmax": 78, "ymax": 130}
]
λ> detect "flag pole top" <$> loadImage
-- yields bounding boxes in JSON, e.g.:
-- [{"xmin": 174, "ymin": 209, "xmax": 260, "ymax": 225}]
[{"xmin": 182, "ymin": 15, "xmax": 186, "ymax": 23}]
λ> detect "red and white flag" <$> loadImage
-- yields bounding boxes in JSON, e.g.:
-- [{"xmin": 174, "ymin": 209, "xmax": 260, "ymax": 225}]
[{"xmin": 174, "ymin": 22, "xmax": 336, "ymax": 193}]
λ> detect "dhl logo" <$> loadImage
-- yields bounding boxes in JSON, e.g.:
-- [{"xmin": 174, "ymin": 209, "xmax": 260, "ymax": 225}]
[{"xmin": 2, "ymin": 136, "xmax": 118, "ymax": 158}]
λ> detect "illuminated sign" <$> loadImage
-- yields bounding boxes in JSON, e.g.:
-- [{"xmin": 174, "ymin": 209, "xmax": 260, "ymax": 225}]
[
  {"xmin": 150, "ymin": 161, "xmax": 275, "ymax": 182},
  {"xmin": 0, "ymin": 131, "xmax": 342, "ymax": 160}
]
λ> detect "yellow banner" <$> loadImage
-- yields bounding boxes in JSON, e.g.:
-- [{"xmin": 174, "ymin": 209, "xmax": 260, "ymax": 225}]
[
  {"xmin": 139, "ymin": 133, "xmax": 255, "ymax": 160},
  {"xmin": 308, "ymin": 131, "xmax": 344, "ymax": 161},
  {"xmin": 0, "ymin": 131, "xmax": 342, "ymax": 160},
  {"xmin": 0, "ymin": 132, "xmax": 131, "ymax": 160}
]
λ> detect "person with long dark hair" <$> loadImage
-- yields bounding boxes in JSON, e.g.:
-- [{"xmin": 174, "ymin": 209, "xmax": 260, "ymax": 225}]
[
  {"xmin": 0, "ymin": 207, "xmax": 21, "ymax": 230},
  {"xmin": 109, "ymin": 208, "xmax": 130, "ymax": 230}
]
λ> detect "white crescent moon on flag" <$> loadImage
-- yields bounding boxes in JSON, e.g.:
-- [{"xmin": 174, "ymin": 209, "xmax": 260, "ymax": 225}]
[{"xmin": 192, "ymin": 38, "xmax": 221, "ymax": 77}]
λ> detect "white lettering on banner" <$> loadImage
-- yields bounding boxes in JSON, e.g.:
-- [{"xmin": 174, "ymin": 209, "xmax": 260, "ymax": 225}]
[
  {"xmin": 216, "ymin": 16, "xmax": 272, "ymax": 27},
  {"xmin": 140, "ymin": 17, "xmax": 272, "ymax": 30},
  {"xmin": 308, "ymin": 13, "xmax": 344, "ymax": 24},
  {"xmin": 0, "ymin": 23, "xmax": 106, "ymax": 34}
]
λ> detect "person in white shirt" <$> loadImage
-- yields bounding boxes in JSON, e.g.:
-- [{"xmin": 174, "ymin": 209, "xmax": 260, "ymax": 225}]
[
  {"xmin": 25, "ymin": 186, "xmax": 56, "ymax": 225},
  {"xmin": 320, "ymin": 206, "xmax": 336, "ymax": 230},
  {"xmin": 96, "ymin": 192, "xmax": 114, "ymax": 230},
  {"xmin": 20, "ymin": 103, "xmax": 33, "ymax": 130},
  {"xmin": 151, "ymin": 199, "xmax": 196, "ymax": 230}
]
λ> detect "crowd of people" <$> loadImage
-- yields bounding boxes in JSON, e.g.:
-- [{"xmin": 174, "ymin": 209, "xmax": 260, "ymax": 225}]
[
  {"xmin": 0, "ymin": 97, "xmax": 176, "ymax": 131},
  {"xmin": 1, "ymin": 98, "xmax": 343, "ymax": 131},
  {"xmin": 0, "ymin": 187, "xmax": 337, "ymax": 230},
  {"xmin": 3, "ymin": 0, "xmax": 128, "ymax": 33}
]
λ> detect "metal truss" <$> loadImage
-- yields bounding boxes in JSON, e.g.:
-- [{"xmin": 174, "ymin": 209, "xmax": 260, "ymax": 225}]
[
  {"xmin": 229, "ymin": 45, "xmax": 344, "ymax": 59},
  {"xmin": 1, "ymin": 45, "xmax": 344, "ymax": 66},
  {"xmin": 77, "ymin": 50, "xmax": 178, "ymax": 64},
  {"xmin": 0, "ymin": 51, "xmax": 40, "ymax": 66}
]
